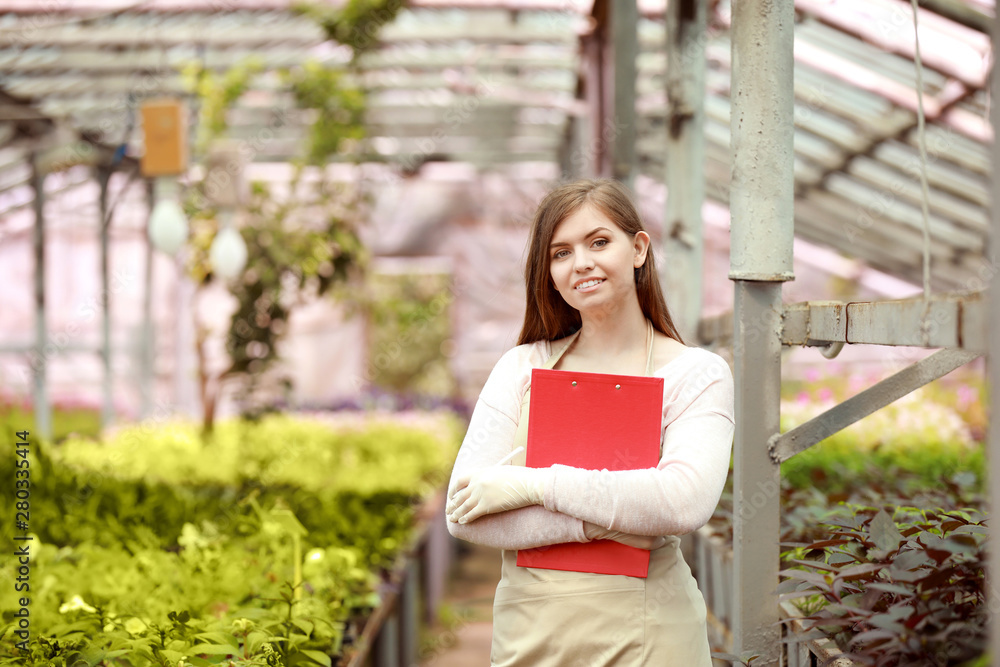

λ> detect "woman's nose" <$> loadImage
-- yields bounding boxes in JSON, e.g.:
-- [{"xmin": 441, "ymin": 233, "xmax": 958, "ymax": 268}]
[{"xmin": 574, "ymin": 251, "xmax": 594, "ymax": 271}]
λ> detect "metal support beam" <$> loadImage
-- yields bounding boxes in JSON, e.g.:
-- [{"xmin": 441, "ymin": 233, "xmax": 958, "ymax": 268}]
[
  {"xmin": 730, "ymin": 0, "xmax": 795, "ymax": 663},
  {"xmin": 987, "ymin": 7, "xmax": 1000, "ymax": 661},
  {"xmin": 781, "ymin": 292, "xmax": 987, "ymax": 352},
  {"xmin": 732, "ymin": 281, "xmax": 783, "ymax": 666},
  {"xmin": 400, "ymin": 557, "xmax": 420, "ymax": 666},
  {"xmin": 608, "ymin": 0, "xmax": 638, "ymax": 189},
  {"xmin": 700, "ymin": 291, "xmax": 988, "ymax": 352},
  {"xmin": 29, "ymin": 156, "xmax": 52, "ymax": 440},
  {"xmin": 581, "ymin": 31, "xmax": 603, "ymax": 179},
  {"xmin": 663, "ymin": 0, "xmax": 706, "ymax": 342},
  {"xmin": 97, "ymin": 166, "xmax": 114, "ymax": 430},
  {"xmin": 141, "ymin": 179, "xmax": 156, "ymax": 420},
  {"xmin": 374, "ymin": 607, "xmax": 400, "ymax": 667},
  {"xmin": 769, "ymin": 348, "xmax": 982, "ymax": 463},
  {"xmin": 30, "ymin": 159, "xmax": 52, "ymax": 442},
  {"xmin": 729, "ymin": 0, "xmax": 795, "ymax": 284}
]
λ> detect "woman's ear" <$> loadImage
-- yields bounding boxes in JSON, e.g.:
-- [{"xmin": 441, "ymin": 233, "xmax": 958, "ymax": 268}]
[{"xmin": 633, "ymin": 231, "xmax": 651, "ymax": 268}]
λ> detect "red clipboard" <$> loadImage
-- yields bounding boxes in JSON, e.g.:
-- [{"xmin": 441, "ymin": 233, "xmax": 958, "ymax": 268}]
[{"xmin": 516, "ymin": 367, "xmax": 664, "ymax": 577}]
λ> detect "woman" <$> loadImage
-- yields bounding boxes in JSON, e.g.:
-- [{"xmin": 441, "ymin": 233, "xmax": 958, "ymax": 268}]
[{"xmin": 446, "ymin": 179, "xmax": 734, "ymax": 666}]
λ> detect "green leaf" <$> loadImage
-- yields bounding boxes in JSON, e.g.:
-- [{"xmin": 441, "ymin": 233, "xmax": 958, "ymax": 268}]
[
  {"xmin": 291, "ymin": 617, "xmax": 315, "ymax": 636},
  {"xmin": 869, "ymin": 510, "xmax": 903, "ymax": 553},
  {"xmin": 160, "ymin": 650, "xmax": 187, "ymax": 662},
  {"xmin": 300, "ymin": 649, "xmax": 333, "ymax": 667},
  {"xmin": 191, "ymin": 643, "xmax": 239, "ymax": 656},
  {"xmin": 194, "ymin": 632, "xmax": 239, "ymax": 647}
]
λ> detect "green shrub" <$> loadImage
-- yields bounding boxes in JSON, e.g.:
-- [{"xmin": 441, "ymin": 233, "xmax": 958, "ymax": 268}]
[
  {"xmin": 0, "ymin": 401, "xmax": 102, "ymax": 442},
  {"xmin": 0, "ymin": 412, "xmax": 462, "ymax": 664}
]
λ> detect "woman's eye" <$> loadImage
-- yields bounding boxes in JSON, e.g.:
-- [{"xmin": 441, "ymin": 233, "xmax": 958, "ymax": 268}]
[
  {"xmin": 553, "ymin": 250, "xmax": 570, "ymax": 259},
  {"xmin": 593, "ymin": 238, "xmax": 608, "ymax": 248}
]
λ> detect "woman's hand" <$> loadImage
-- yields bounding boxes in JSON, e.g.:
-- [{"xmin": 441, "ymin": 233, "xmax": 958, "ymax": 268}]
[
  {"xmin": 583, "ymin": 522, "xmax": 667, "ymax": 551},
  {"xmin": 447, "ymin": 466, "xmax": 546, "ymax": 524}
]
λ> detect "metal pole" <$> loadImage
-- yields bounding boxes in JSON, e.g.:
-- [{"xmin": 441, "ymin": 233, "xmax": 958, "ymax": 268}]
[
  {"xmin": 730, "ymin": 0, "xmax": 795, "ymax": 663},
  {"xmin": 375, "ymin": 609, "xmax": 400, "ymax": 667},
  {"xmin": 986, "ymin": 6, "xmax": 1000, "ymax": 661},
  {"xmin": 97, "ymin": 166, "xmax": 114, "ymax": 429},
  {"xmin": 400, "ymin": 558, "xmax": 419, "ymax": 666},
  {"xmin": 141, "ymin": 179, "xmax": 155, "ymax": 420},
  {"xmin": 609, "ymin": 0, "xmax": 638, "ymax": 190},
  {"xmin": 731, "ymin": 282, "xmax": 783, "ymax": 665},
  {"xmin": 582, "ymin": 32, "xmax": 603, "ymax": 179},
  {"xmin": 770, "ymin": 348, "xmax": 981, "ymax": 463},
  {"xmin": 30, "ymin": 159, "xmax": 51, "ymax": 442},
  {"xmin": 729, "ymin": 0, "xmax": 796, "ymax": 283},
  {"xmin": 664, "ymin": 0, "xmax": 706, "ymax": 342}
]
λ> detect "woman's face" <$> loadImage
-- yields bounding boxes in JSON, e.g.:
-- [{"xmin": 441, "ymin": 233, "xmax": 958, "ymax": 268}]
[{"xmin": 548, "ymin": 204, "xmax": 649, "ymax": 316}]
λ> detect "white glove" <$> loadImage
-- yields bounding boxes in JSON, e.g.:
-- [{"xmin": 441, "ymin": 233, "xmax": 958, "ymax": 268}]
[
  {"xmin": 447, "ymin": 465, "xmax": 547, "ymax": 524},
  {"xmin": 583, "ymin": 521, "xmax": 667, "ymax": 551}
]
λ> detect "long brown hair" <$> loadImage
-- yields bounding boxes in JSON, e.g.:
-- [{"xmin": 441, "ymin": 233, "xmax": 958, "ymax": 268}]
[{"xmin": 517, "ymin": 178, "xmax": 684, "ymax": 346}]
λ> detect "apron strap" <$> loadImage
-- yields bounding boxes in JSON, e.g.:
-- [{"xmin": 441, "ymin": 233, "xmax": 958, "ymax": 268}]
[
  {"xmin": 543, "ymin": 330, "xmax": 581, "ymax": 370},
  {"xmin": 542, "ymin": 319, "xmax": 656, "ymax": 376},
  {"xmin": 644, "ymin": 318, "xmax": 655, "ymax": 376}
]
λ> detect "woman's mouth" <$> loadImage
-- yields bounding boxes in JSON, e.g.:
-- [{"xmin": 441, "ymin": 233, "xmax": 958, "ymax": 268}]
[{"xmin": 575, "ymin": 279, "xmax": 604, "ymax": 291}]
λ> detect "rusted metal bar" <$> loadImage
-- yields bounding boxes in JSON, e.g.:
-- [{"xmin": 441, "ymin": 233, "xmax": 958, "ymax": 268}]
[
  {"xmin": 697, "ymin": 310, "xmax": 734, "ymax": 349},
  {"xmin": 664, "ymin": 0, "xmax": 706, "ymax": 342},
  {"xmin": 768, "ymin": 348, "xmax": 982, "ymax": 463},
  {"xmin": 780, "ymin": 292, "xmax": 986, "ymax": 352}
]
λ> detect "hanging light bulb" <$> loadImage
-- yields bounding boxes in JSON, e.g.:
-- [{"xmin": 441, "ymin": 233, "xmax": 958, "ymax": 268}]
[
  {"xmin": 210, "ymin": 210, "xmax": 248, "ymax": 280},
  {"xmin": 148, "ymin": 177, "xmax": 188, "ymax": 254}
]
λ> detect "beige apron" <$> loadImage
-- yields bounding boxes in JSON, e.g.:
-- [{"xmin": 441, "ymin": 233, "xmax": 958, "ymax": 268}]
[{"xmin": 490, "ymin": 321, "xmax": 713, "ymax": 667}]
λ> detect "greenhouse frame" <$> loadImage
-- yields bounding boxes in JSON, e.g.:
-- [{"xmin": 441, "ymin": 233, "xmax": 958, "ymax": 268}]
[{"xmin": 1, "ymin": 0, "xmax": 999, "ymax": 665}]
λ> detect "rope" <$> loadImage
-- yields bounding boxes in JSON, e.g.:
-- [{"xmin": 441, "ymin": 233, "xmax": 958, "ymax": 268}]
[{"xmin": 910, "ymin": 0, "xmax": 933, "ymax": 300}]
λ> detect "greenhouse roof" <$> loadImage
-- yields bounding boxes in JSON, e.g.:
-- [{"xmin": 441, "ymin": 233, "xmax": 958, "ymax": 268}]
[{"xmin": 0, "ymin": 0, "xmax": 994, "ymax": 290}]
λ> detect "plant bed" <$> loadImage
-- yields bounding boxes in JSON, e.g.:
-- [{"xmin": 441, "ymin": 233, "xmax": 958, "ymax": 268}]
[
  {"xmin": 695, "ymin": 477, "xmax": 986, "ymax": 666},
  {"xmin": 778, "ymin": 505, "xmax": 987, "ymax": 667},
  {"xmin": 0, "ymin": 412, "xmax": 461, "ymax": 667},
  {"xmin": 780, "ymin": 600, "xmax": 858, "ymax": 667},
  {"xmin": 694, "ymin": 371, "xmax": 987, "ymax": 666}
]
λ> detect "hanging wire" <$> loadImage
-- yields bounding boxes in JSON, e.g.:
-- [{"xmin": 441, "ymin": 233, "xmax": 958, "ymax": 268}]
[{"xmin": 909, "ymin": 0, "xmax": 933, "ymax": 300}]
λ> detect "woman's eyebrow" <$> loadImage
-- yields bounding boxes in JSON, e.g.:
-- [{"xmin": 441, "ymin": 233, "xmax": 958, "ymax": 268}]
[{"xmin": 549, "ymin": 226, "xmax": 612, "ymax": 248}]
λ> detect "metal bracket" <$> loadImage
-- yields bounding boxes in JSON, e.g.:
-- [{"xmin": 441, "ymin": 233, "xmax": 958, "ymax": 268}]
[{"xmin": 768, "ymin": 347, "xmax": 981, "ymax": 463}]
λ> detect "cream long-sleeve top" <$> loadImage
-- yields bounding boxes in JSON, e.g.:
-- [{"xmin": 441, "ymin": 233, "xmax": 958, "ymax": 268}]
[{"xmin": 446, "ymin": 339, "xmax": 735, "ymax": 551}]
